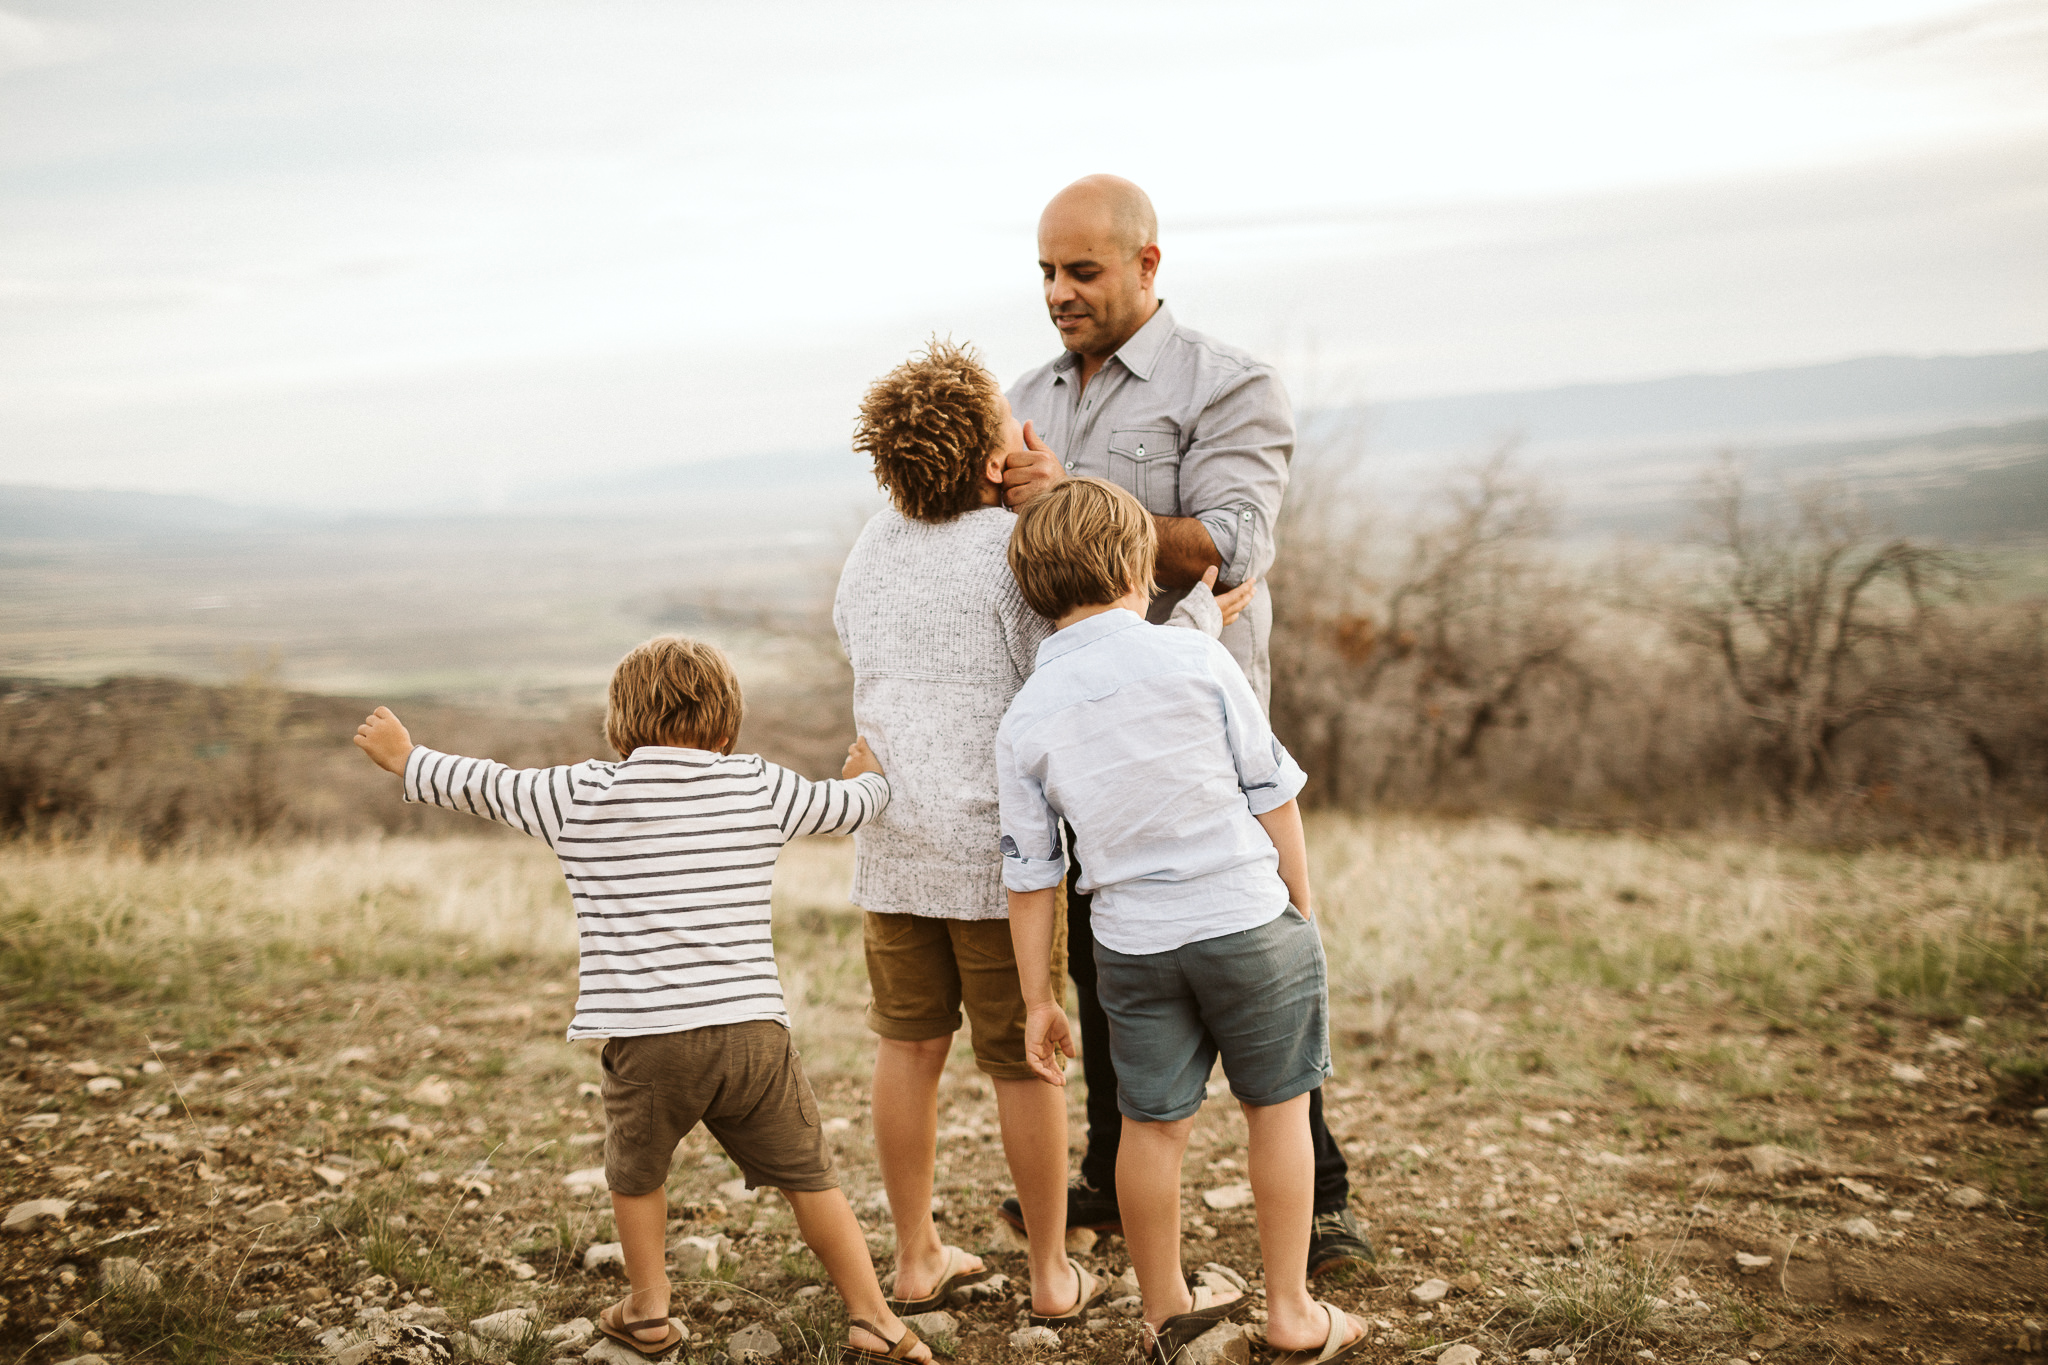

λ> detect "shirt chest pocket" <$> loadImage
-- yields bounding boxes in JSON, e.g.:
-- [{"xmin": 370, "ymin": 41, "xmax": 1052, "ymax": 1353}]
[{"xmin": 1106, "ymin": 427, "xmax": 1183, "ymax": 516}]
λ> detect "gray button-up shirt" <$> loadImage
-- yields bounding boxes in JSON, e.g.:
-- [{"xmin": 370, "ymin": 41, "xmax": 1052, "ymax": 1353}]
[{"xmin": 1006, "ymin": 302, "xmax": 1292, "ymax": 708}]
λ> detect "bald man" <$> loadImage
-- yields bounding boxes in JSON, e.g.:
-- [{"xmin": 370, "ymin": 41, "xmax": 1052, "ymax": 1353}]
[{"xmin": 995, "ymin": 176, "xmax": 1375, "ymax": 1280}]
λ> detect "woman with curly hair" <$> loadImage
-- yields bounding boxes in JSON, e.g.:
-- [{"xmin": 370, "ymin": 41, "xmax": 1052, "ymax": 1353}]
[{"xmin": 831, "ymin": 338, "xmax": 1099, "ymax": 1324}]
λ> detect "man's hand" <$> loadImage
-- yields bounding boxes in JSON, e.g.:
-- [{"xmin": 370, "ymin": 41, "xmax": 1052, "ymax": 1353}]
[
  {"xmin": 1023, "ymin": 1000, "xmax": 1075, "ymax": 1086},
  {"xmin": 354, "ymin": 706, "xmax": 414, "ymax": 775},
  {"xmin": 842, "ymin": 736, "xmax": 882, "ymax": 780},
  {"xmin": 1001, "ymin": 420, "xmax": 1067, "ymax": 508}
]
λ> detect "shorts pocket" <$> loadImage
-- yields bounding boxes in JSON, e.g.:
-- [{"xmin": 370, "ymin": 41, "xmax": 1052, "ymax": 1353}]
[
  {"xmin": 600, "ymin": 1039, "xmax": 656, "ymax": 1148},
  {"xmin": 787, "ymin": 1036, "xmax": 820, "ymax": 1127}
]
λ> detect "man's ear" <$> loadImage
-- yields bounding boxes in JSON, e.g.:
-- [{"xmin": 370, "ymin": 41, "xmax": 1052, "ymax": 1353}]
[{"xmin": 1137, "ymin": 243, "xmax": 1161, "ymax": 288}]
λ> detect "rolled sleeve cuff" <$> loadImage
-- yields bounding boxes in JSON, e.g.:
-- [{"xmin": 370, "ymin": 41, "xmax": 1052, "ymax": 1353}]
[
  {"xmin": 999, "ymin": 834, "xmax": 1068, "ymax": 893},
  {"xmin": 1197, "ymin": 502, "xmax": 1262, "ymax": 585},
  {"xmin": 1241, "ymin": 738, "xmax": 1309, "ymax": 816}
]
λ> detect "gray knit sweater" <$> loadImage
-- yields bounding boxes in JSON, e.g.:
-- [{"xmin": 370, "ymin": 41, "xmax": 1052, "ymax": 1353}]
[{"xmin": 833, "ymin": 505, "xmax": 1052, "ymax": 919}]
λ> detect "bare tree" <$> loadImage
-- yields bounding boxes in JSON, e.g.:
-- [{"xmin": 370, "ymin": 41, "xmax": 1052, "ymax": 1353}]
[{"xmin": 1672, "ymin": 460, "xmax": 1968, "ymax": 804}]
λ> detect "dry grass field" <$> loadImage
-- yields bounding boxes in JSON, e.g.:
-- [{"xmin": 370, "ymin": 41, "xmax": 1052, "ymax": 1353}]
[{"xmin": 2, "ymin": 818, "xmax": 2045, "ymax": 1365}]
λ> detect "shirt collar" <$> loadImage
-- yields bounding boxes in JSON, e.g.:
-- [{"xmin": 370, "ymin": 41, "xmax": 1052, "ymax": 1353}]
[
  {"xmin": 1035, "ymin": 607, "xmax": 1147, "ymax": 666},
  {"xmin": 1049, "ymin": 300, "xmax": 1175, "ymax": 384}
]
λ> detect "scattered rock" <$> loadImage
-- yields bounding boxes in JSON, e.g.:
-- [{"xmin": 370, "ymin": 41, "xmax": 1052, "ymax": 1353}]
[
  {"xmin": 99, "ymin": 1256, "xmax": 162, "ymax": 1295},
  {"xmin": 313, "ymin": 1165, "xmax": 350, "ymax": 1188},
  {"xmin": 1190, "ymin": 1262, "xmax": 1243, "ymax": 1294},
  {"xmin": 545, "ymin": 1318, "xmax": 596, "ymax": 1349},
  {"xmin": 1108, "ymin": 1295, "xmax": 1142, "ymax": 1318},
  {"xmin": 1009, "ymin": 1326, "xmax": 1060, "ymax": 1354},
  {"xmin": 398, "ymin": 1304, "xmax": 453, "ymax": 1330},
  {"xmin": 1733, "ymin": 1251, "xmax": 1774, "ymax": 1273},
  {"xmin": 1453, "ymin": 1271, "xmax": 1482, "ymax": 1293},
  {"xmin": 1836, "ymin": 1177, "xmax": 1884, "ymax": 1202},
  {"xmin": 901, "ymin": 1311, "xmax": 957, "ymax": 1339},
  {"xmin": 507, "ymin": 1259, "xmax": 537, "ymax": 1280},
  {"xmin": 470, "ymin": 1307, "xmax": 538, "ymax": 1343},
  {"xmin": 66, "ymin": 1060, "xmax": 105, "ymax": 1076},
  {"xmin": 564, "ymin": 1167, "xmax": 610, "ymax": 1195},
  {"xmin": 1740, "ymin": 1145, "xmax": 1811, "ymax": 1179},
  {"xmin": 1114, "ymin": 1267, "xmax": 1141, "ymax": 1296},
  {"xmin": 1837, "ymin": 1217, "xmax": 1883, "ymax": 1243},
  {"xmin": 1525, "ymin": 1351, "xmax": 1553, "ymax": 1363},
  {"xmin": 1065, "ymin": 1226, "xmax": 1097, "ymax": 1254},
  {"xmin": 408, "ymin": 1077, "xmax": 456, "ymax": 1107},
  {"xmin": 584, "ymin": 1241, "xmax": 627, "ymax": 1272},
  {"xmin": 3, "ymin": 1198, "xmax": 74, "ymax": 1233},
  {"xmin": 53, "ymin": 1356, "xmax": 109, "ymax": 1365},
  {"xmin": 2034, "ymin": 1107, "xmax": 2048, "ymax": 1128},
  {"xmin": 1888, "ymin": 1063, "xmax": 1927, "ymax": 1086},
  {"xmin": 717, "ymin": 1177, "xmax": 756, "ymax": 1203},
  {"xmin": 245, "ymin": 1200, "xmax": 292, "ymax": 1225},
  {"xmin": 672, "ymin": 1233, "xmax": 730, "ymax": 1276},
  {"xmin": 1889, "ymin": 1208, "xmax": 1915, "ymax": 1221},
  {"xmin": 1174, "ymin": 1322, "xmax": 1252, "ymax": 1365},
  {"xmin": 1945, "ymin": 1186, "xmax": 1989, "ymax": 1209},
  {"xmin": 1438, "ymin": 1347, "xmax": 1483, "ymax": 1365},
  {"xmin": 587, "ymin": 1334, "xmax": 682, "ymax": 1365},
  {"xmin": 948, "ymin": 1273, "xmax": 1008, "ymax": 1305},
  {"xmin": 85, "ymin": 1076, "xmax": 123, "ymax": 1095},
  {"xmin": 1408, "ymin": 1278, "xmax": 1451, "ymax": 1305},
  {"xmin": 1201, "ymin": 1183, "xmax": 1253, "ymax": 1211},
  {"xmin": 727, "ymin": 1321, "xmax": 781, "ymax": 1363}
]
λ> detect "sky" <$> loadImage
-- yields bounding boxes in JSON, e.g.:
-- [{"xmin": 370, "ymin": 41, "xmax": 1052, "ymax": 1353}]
[{"xmin": 2, "ymin": 0, "xmax": 2044, "ymax": 508}]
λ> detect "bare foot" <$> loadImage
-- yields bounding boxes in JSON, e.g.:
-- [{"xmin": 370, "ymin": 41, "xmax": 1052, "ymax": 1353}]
[
  {"xmin": 892, "ymin": 1243, "xmax": 984, "ymax": 1304},
  {"xmin": 1263, "ymin": 1302, "xmax": 1365, "ymax": 1357}
]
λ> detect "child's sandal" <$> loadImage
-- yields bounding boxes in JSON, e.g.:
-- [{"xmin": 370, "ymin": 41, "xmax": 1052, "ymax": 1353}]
[{"xmin": 845, "ymin": 1319, "xmax": 930, "ymax": 1364}]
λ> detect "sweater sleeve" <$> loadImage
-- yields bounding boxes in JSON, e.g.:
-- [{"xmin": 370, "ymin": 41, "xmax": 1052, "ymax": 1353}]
[
  {"xmin": 402, "ymin": 746, "xmax": 583, "ymax": 847},
  {"xmin": 763, "ymin": 764, "xmax": 891, "ymax": 838}
]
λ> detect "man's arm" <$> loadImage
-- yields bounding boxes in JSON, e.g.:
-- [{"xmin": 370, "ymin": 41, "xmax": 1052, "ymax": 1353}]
[
  {"xmin": 1000, "ymin": 423, "xmax": 1243, "ymax": 591},
  {"xmin": 1179, "ymin": 365, "xmax": 1292, "ymax": 591}
]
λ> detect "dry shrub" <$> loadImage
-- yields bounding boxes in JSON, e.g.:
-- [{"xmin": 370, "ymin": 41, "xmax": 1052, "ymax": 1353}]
[{"xmin": 1271, "ymin": 447, "xmax": 2048, "ymax": 844}]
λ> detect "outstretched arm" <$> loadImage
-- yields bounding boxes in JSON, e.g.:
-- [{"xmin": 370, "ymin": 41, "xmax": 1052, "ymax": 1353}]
[
  {"xmin": 356, "ymin": 706, "xmax": 578, "ymax": 846},
  {"xmin": 764, "ymin": 738, "xmax": 890, "ymax": 839}
]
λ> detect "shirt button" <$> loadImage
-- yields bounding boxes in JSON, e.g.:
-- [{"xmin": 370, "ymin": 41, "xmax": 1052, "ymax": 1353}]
[
  {"xmin": 1242, "ymin": 511, "xmax": 1253, "ymax": 521},
  {"xmin": 1065, "ymin": 462, "xmax": 1075, "ymax": 470}
]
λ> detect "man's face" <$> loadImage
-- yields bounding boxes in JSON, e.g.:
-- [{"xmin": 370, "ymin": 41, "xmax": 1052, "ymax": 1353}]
[{"xmin": 1038, "ymin": 204, "xmax": 1158, "ymax": 359}]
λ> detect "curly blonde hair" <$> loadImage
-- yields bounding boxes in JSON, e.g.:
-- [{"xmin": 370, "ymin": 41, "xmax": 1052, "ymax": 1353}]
[{"xmin": 854, "ymin": 338, "xmax": 1006, "ymax": 523}]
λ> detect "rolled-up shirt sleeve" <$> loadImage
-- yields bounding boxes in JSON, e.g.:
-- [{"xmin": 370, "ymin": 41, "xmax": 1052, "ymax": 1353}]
[
  {"xmin": 997, "ymin": 720, "xmax": 1067, "ymax": 893},
  {"xmin": 1178, "ymin": 365, "xmax": 1291, "ymax": 587},
  {"xmin": 1206, "ymin": 638, "xmax": 1307, "ymax": 814}
]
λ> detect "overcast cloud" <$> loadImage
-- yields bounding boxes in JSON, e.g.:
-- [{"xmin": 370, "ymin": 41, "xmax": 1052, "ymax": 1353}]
[{"xmin": 2, "ymin": 0, "xmax": 2043, "ymax": 506}]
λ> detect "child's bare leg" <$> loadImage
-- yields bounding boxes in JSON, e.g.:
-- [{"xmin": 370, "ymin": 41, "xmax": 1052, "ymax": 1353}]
[
  {"xmin": 1116, "ymin": 1113, "xmax": 1199, "ymax": 1332},
  {"xmin": 992, "ymin": 1075, "xmax": 1076, "ymax": 1314},
  {"xmin": 1243, "ymin": 1094, "xmax": 1361, "ymax": 1353},
  {"xmin": 608, "ymin": 1187, "xmax": 674, "ymax": 1342},
  {"xmin": 781, "ymin": 1187, "xmax": 932, "ymax": 1361},
  {"xmin": 873, "ymin": 1036, "xmax": 984, "ymax": 1298}
]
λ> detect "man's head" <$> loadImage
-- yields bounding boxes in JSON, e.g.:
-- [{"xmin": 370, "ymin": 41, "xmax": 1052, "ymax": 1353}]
[
  {"xmin": 606, "ymin": 635, "xmax": 744, "ymax": 756},
  {"xmin": 855, "ymin": 338, "xmax": 1023, "ymax": 523},
  {"xmin": 1007, "ymin": 477, "xmax": 1158, "ymax": 621},
  {"xmin": 1038, "ymin": 175, "xmax": 1160, "ymax": 362}
]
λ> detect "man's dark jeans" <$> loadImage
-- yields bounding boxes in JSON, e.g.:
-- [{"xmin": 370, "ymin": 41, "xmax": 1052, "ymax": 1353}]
[{"xmin": 1066, "ymin": 862, "xmax": 1349, "ymax": 1212}]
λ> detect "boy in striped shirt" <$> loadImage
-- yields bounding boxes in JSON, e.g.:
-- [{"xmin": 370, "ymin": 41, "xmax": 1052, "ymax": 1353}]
[{"xmin": 353, "ymin": 635, "xmax": 932, "ymax": 1363}]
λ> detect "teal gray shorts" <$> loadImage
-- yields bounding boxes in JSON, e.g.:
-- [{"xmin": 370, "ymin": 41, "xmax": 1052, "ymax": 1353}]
[{"xmin": 1094, "ymin": 906, "xmax": 1332, "ymax": 1122}]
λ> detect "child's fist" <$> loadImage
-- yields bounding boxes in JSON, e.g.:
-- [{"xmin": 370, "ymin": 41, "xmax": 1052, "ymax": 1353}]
[
  {"xmin": 842, "ymin": 736, "xmax": 882, "ymax": 780},
  {"xmin": 354, "ymin": 706, "xmax": 414, "ymax": 775}
]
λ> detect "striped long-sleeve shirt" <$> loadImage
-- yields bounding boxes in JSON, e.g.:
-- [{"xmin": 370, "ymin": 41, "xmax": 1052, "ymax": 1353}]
[{"xmin": 402, "ymin": 744, "xmax": 889, "ymax": 1040}]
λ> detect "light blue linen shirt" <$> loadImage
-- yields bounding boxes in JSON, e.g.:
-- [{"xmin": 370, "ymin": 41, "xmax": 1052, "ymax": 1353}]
[{"xmin": 996, "ymin": 608, "xmax": 1309, "ymax": 956}]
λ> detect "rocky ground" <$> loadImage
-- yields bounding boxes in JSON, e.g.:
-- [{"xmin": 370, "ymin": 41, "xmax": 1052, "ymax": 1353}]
[
  {"xmin": 3, "ymin": 977, "xmax": 2045, "ymax": 1365},
  {"xmin": 4, "ymin": 825, "xmax": 2047, "ymax": 1364}
]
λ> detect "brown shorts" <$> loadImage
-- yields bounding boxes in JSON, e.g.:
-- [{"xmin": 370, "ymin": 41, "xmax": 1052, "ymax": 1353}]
[
  {"xmin": 599, "ymin": 1021, "xmax": 836, "ymax": 1197},
  {"xmin": 862, "ymin": 912, "xmax": 1032, "ymax": 1081}
]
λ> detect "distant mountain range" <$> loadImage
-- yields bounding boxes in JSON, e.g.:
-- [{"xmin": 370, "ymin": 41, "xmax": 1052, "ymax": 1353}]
[{"xmin": 6, "ymin": 348, "xmax": 2044, "ymax": 544}]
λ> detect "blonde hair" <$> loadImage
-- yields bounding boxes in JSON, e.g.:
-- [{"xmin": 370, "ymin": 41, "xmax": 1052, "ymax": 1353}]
[
  {"xmin": 854, "ymin": 338, "xmax": 1006, "ymax": 523},
  {"xmin": 1007, "ymin": 478, "xmax": 1157, "ymax": 621},
  {"xmin": 605, "ymin": 636, "xmax": 744, "ymax": 757}
]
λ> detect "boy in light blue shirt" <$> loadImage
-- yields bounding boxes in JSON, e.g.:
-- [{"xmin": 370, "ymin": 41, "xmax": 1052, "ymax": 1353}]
[{"xmin": 996, "ymin": 478, "xmax": 1367, "ymax": 1365}]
